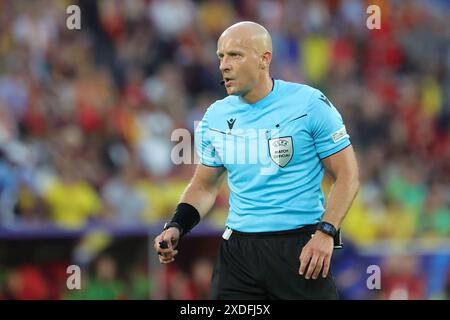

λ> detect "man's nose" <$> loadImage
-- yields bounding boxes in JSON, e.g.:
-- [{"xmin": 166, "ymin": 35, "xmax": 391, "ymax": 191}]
[{"xmin": 220, "ymin": 57, "xmax": 231, "ymax": 73}]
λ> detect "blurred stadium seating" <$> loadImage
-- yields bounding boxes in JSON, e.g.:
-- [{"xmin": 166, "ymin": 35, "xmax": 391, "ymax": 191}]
[{"xmin": 0, "ymin": 0, "xmax": 449, "ymax": 299}]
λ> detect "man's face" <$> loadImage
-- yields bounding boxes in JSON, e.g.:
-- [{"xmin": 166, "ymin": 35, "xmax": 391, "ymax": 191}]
[{"xmin": 217, "ymin": 35, "xmax": 261, "ymax": 97}]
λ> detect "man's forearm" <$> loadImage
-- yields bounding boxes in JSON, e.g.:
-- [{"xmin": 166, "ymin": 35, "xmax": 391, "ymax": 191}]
[
  {"xmin": 321, "ymin": 174, "xmax": 359, "ymax": 229},
  {"xmin": 179, "ymin": 182, "xmax": 219, "ymax": 219}
]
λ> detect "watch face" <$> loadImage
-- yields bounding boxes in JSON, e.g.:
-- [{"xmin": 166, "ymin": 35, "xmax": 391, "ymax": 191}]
[{"xmin": 320, "ymin": 222, "xmax": 335, "ymax": 236}]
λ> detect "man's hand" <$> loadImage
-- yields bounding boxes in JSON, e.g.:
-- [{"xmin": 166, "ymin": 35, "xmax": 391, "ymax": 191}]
[
  {"xmin": 154, "ymin": 227, "xmax": 180, "ymax": 264},
  {"xmin": 299, "ymin": 231, "xmax": 334, "ymax": 279}
]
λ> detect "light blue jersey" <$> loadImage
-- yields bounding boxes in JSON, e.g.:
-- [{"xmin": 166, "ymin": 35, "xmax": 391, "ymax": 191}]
[{"xmin": 195, "ymin": 80, "xmax": 351, "ymax": 232}]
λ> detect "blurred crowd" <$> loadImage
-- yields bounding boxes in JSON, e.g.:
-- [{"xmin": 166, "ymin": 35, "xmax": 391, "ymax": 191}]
[
  {"xmin": 0, "ymin": 255, "xmax": 140, "ymax": 300},
  {"xmin": 0, "ymin": 0, "xmax": 450, "ymax": 300},
  {"xmin": 0, "ymin": 235, "xmax": 219, "ymax": 300},
  {"xmin": 1, "ymin": 0, "xmax": 448, "ymax": 239}
]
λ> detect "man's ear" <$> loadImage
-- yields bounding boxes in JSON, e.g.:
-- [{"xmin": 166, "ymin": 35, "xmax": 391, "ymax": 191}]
[{"xmin": 261, "ymin": 51, "xmax": 272, "ymax": 69}]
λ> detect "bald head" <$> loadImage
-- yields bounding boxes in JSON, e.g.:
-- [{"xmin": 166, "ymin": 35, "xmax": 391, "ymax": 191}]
[
  {"xmin": 219, "ymin": 21, "xmax": 272, "ymax": 55},
  {"xmin": 217, "ymin": 22, "xmax": 273, "ymax": 102}
]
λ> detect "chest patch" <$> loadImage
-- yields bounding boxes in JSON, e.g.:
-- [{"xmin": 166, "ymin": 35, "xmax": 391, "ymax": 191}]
[{"xmin": 268, "ymin": 136, "xmax": 293, "ymax": 167}]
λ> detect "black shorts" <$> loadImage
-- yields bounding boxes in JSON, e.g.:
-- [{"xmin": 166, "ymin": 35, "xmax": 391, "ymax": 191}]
[{"xmin": 210, "ymin": 225, "xmax": 339, "ymax": 300}]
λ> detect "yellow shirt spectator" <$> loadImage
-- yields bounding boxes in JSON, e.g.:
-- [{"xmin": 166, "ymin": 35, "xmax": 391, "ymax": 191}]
[{"xmin": 44, "ymin": 180, "xmax": 101, "ymax": 229}]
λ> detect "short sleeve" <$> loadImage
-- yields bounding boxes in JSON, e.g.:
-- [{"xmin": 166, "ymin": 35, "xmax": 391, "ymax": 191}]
[
  {"xmin": 194, "ymin": 109, "xmax": 224, "ymax": 167},
  {"xmin": 307, "ymin": 89, "xmax": 351, "ymax": 159}
]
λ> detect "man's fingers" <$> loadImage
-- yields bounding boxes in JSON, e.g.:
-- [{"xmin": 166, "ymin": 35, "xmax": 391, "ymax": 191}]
[
  {"xmin": 305, "ymin": 255, "xmax": 318, "ymax": 279},
  {"xmin": 159, "ymin": 257, "xmax": 174, "ymax": 264},
  {"xmin": 322, "ymin": 256, "xmax": 331, "ymax": 278},
  {"xmin": 158, "ymin": 254, "xmax": 173, "ymax": 263},
  {"xmin": 299, "ymin": 249, "xmax": 311, "ymax": 275},
  {"xmin": 158, "ymin": 250, "xmax": 178, "ymax": 264},
  {"xmin": 159, "ymin": 256, "xmax": 175, "ymax": 264},
  {"xmin": 312, "ymin": 256, "xmax": 324, "ymax": 280}
]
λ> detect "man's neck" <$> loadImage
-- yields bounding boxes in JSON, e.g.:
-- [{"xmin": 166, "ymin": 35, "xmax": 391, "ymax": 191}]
[{"xmin": 240, "ymin": 76, "xmax": 274, "ymax": 104}]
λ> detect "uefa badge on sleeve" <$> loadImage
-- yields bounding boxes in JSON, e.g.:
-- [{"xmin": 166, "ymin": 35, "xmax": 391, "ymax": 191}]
[{"xmin": 268, "ymin": 136, "xmax": 293, "ymax": 167}]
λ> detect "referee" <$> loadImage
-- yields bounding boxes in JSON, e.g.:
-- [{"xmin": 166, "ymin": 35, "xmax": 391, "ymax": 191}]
[{"xmin": 154, "ymin": 21, "xmax": 359, "ymax": 299}]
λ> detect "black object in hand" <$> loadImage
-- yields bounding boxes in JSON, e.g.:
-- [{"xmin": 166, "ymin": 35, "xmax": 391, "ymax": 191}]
[{"xmin": 159, "ymin": 241, "xmax": 169, "ymax": 249}]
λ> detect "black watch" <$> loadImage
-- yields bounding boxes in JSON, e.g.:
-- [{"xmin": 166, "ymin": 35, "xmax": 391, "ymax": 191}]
[
  {"xmin": 317, "ymin": 221, "xmax": 337, "ymax": 238},
  {"xmin": 164, "ymin": 221, "xmax": 183, "ymax": 235}
]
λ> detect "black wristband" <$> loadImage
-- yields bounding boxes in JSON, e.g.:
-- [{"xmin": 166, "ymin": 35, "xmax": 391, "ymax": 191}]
[
  {"xmin": 317, "ymin": 221, "xmax": 337, "ymax": 238},
  {"xmin": 165, "ymin": 203, "xmax": 200, "ymax": 237}
]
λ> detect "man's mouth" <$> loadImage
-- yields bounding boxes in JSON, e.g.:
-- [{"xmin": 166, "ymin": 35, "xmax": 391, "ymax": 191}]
[{"xmin": 223, "ymin": 77, "xmax": 234, "ymax": 87}]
